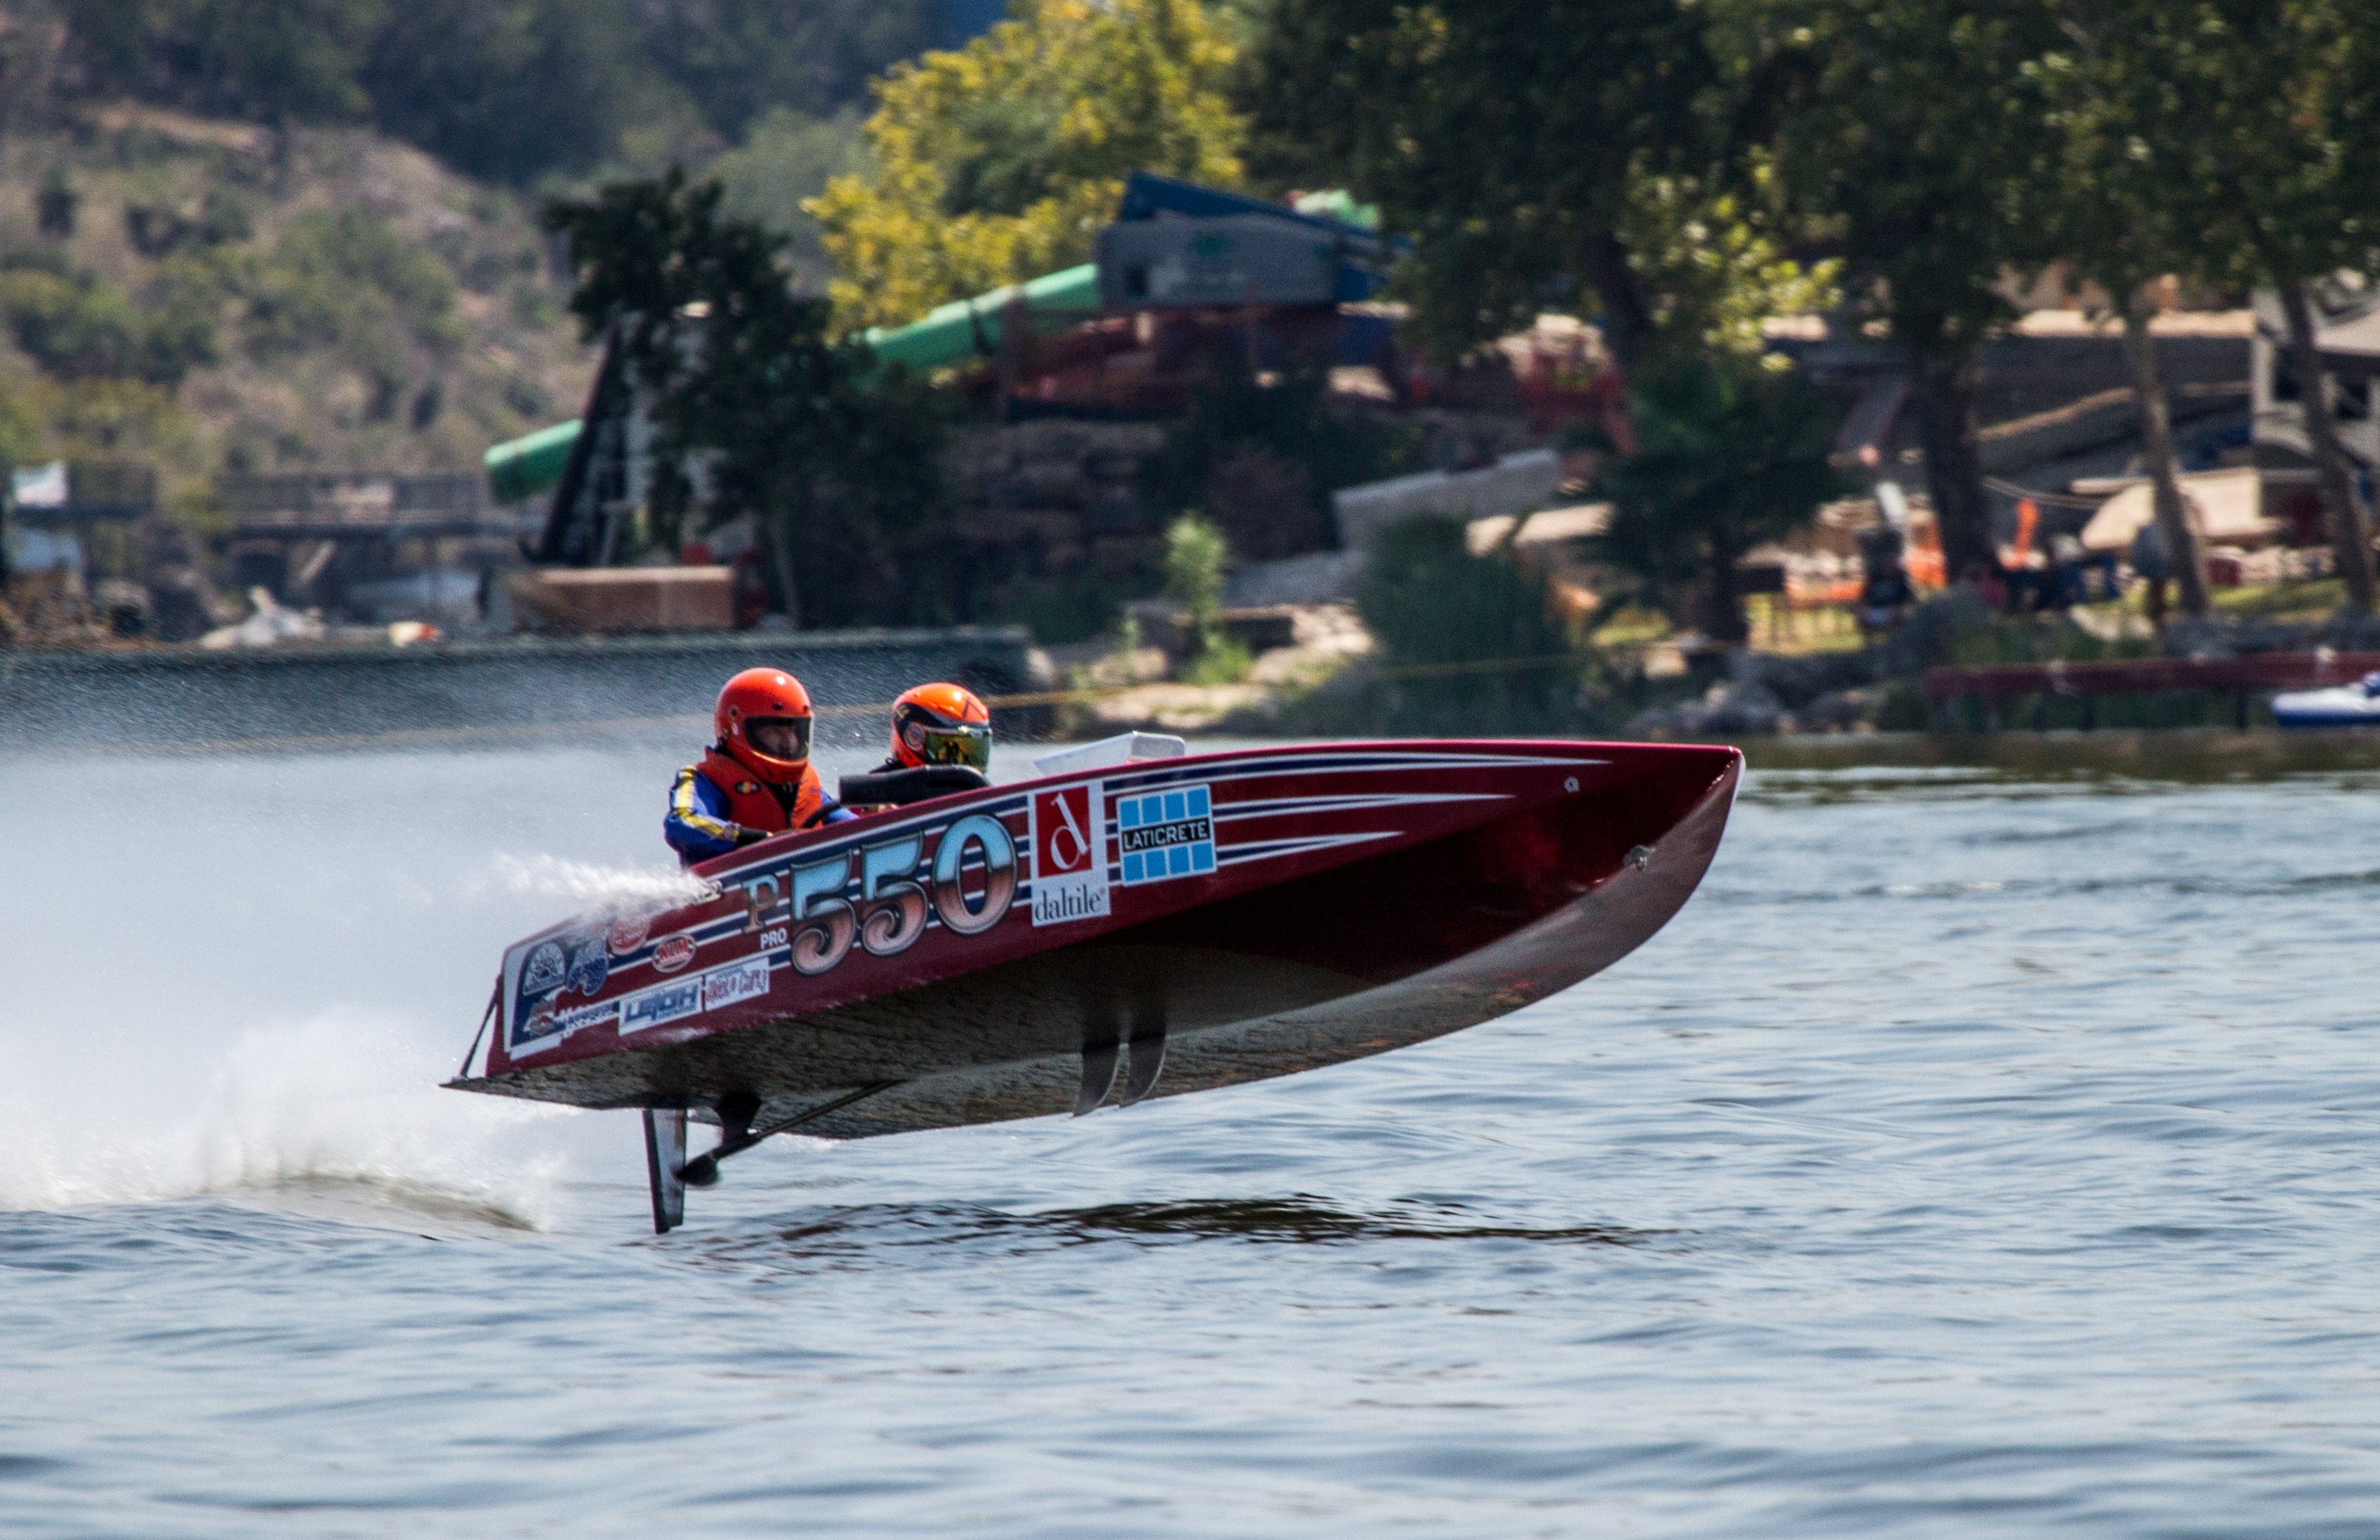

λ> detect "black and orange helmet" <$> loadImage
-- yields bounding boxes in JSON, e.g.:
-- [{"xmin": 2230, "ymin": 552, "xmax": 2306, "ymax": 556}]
[
  {"xmin": 890, "ymin": 682, "xmax": 991, "ymax": 771},
  {"xmin": 716, "ymin": 668, "xmax": 814, "ymax": 785}
]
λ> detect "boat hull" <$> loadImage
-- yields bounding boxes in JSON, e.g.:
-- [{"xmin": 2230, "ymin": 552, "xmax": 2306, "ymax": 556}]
[
  {"xmin": 2273, "ymin": 695, "xmax": 2380, "ymax": 728},
  {"xmin": 2273, "ymin": 672, "xmax": 2380, "ymax": 728},
  {"xmin": 448, "ymin": 740, "xmax": 1740, "ymax": 1138}
]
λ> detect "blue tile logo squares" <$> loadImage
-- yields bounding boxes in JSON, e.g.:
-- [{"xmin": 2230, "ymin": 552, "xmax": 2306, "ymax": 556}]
[{"xmin": 1116, "ymin": 784, "xmax": 1215, "ymax": 884}]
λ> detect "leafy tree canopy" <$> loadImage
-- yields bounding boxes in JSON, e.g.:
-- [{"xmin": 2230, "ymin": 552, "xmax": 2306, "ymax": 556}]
[
  {"xmin": 61, "ymin": 0, "xmax": 387, "ymax": 125},
  {"xmin": 360, "ymin": 0, "xmax": 651, "ymax": 183},
  {"xmin": 50, "ymin": 0, "xmax": 936, "ymax": 185},
  {"xmin": 635, "ymin": 0, "xmax": 940, "ymax": 144},
  {"xmin": 2119, "ymin": 0, "xmax": 2380, "ymax": 297},
  {"xmin": 1711, "ymin": 0, "xmax": 2063, "ymax": 584},
  {"xmin": 1138, "ymin": 344, "xmax": 1423, "ymax": 558},
  {"xmin": 543, "ymin": 170, "xmax": 949, "ymax": 627},
  {"xmin": 1719, "ymin": 0, "xmax": 2061, "ymax": 357},
  {"xmin": 810, "ymin": 0, "xmax": 1244, "ymax": 331},
  {"xmin": 1250, "ymin": 0, "xmax": 1743, "ymax": 371},
  {"xmin": 2036, "ymin": 0, "xmax": 2380, "ymax": 609},
  {"xmin": 1615, "ymin": 161, "xmax": 1842, "ymax": 367},
  {"xmin": 1588, "ymin": 355, "xmax": 1841, "ymax": 644},
  {"xmin": 705, "ymin": 106, "xmax": 870, "ymax": 290}
]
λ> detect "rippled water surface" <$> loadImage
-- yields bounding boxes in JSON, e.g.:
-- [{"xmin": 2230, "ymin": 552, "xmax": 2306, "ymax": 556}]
[{"xmin": 5, "ymin": 740, "xmax": 2377, "ymax": 1537}]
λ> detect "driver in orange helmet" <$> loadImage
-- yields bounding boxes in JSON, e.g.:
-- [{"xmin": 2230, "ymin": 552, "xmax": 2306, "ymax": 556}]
[
  {"xmin": 664, "ymin": 668, "xmax": 856, "ymax": 866},
  {"xmin": 877, "ymin": 682, "xmax": 992, "ymax": 775}
]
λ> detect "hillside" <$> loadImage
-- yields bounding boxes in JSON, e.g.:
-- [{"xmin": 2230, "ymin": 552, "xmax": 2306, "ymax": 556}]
[{"xmin": 0, "ymin": 105, "xmax": 597, "ymax": 499}]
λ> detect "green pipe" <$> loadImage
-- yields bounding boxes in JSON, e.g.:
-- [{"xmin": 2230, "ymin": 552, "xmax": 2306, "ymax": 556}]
[
  {"xmin": 484, "ymin": 418, "xmax": 583, "ymax": 504},
  {"xmin": 859, "ymin": 263, "xmax": 1101, "ymax": 375},
  {"xmin": 484, "ymin": 263, "xmax": 1103, "ymax": 503}
]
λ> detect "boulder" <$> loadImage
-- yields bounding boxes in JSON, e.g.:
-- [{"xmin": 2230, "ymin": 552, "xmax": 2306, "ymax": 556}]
[
  {"xmin": 2161, "ymin": 614, "xmax": 2319, "ymax": 657},
  {"xmin": 1797, "ymin": 685, "xmax": 1886, "ymax": 730},
  {"xmin": 1626, "ymin": 678, "xmax": 1786, "ymax": 738},
  {"xmin": 1729, "ymin": 647, "xmax": 1879, "ymax": 707}
]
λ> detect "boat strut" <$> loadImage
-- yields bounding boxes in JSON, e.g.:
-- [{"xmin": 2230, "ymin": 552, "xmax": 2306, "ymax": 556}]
[{"xmin": 678, "ymin": 1083, "xmax": 899, "ymax": 1188}]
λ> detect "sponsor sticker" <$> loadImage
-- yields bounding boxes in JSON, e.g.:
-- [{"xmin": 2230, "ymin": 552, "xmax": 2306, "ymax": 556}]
[
  {"xmin": 512, "ymin": 1002, "xmax": 562, "ymax": 1052},
  {"xmin": 703, "ymin": 955, "xmax": 772, "ymax": 1012},
  {"xmin": 1116, "ymin": 784, "xmax": 1215, "ymax": 884},
  {"xmin": 509, "ymin": 997, "xmax": 620, "ymax": 1055},
  {"xmin": 620, "ymin": 977, "xmax": 702, "ymax": 1035},
  {"xmin": 1030, "ymin": 781, "xmax": 1109, "ymax": 926},
  {"xmin": 522, "ymin": 940, "xmax": 566, "ymax": 993},
  {"xmin": 651, "ymin": 934, "xmax": 697, "ymax": 973},
  {"xmin": 565, "ymin": 937, "xmax": 608, "ymax": 997},
  {"xmin": 606, "ymin": 913, "xmax": 652, "ymax": 955}
]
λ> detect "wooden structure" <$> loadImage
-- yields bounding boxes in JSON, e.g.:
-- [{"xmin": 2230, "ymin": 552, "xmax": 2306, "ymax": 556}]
[{"xmin": 509, "ymin": 567, "xmax": 736, "ymax": 633}]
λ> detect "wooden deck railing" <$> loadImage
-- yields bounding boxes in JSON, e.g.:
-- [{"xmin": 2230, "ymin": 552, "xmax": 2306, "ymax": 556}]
[{"xmin": 1921, "ymin": 651, "xmax": 2380, "ymax": 729}]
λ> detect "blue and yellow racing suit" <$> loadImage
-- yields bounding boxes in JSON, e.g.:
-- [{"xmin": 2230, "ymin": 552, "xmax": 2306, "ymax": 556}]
[{"xmin": 666, "ymin": 748, "xmax": 854, "ymax": 866}]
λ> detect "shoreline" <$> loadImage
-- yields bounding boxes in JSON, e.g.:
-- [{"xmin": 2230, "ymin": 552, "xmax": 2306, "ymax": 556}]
[
  {"xmin": 0, "ymin": 626, "xmax": 1039, "ymax": 754},
  {"xmin": 1740, "ymin": 728, "xmax": 2380, "ymax": 777}
]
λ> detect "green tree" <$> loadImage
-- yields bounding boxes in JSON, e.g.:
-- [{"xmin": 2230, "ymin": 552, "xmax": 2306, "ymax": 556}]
[
  {"xmin": 2025, "ymin": 5, "xmax": 2214, "ymax": 616},
  {"xmin": 61, "ymin": 0, "xmax": 386, "ymax": 126},
  {"xmin": 2085, "ymin": 0, "xmax": 2380, "ymax": 612},
  {"xmin": 240, "ymin": 208, "xmax": 458, "ymax": 373},
  {"xmin": 0, "ymin": 256, "xmax": 143, "ymax": 380},
  {"xmin": 707, "ymin": 106, "xmax": 870, "ymax": 290},
  {"xmin": 810, "ymin": 0, "xmax": 1244, "ymax": 330},
  {"xmin": 1588, "ymin": 356, "xmax": 1841, "ymax": 645},
  {"xmin": 360, "ymin": 0, "xmax": 649, "ymax": 183},
  {"xmin": 634, "ymin": 0, "xmax": 939, "ymax": 143},
  {"xmin": 1615, "ymin": 162, "xmax": 1843, "ymax": 368},
  {"xmin": 1250, "ymin": 0, "xmax": 1723, "ymax": 374},
  {"xmin": 1358, "ymin": 515, "xmax": 1573, "ymax": 724},
  {"xmin": 1161, "ymin": 510, "xmax": 1230, "ymax": 655},
  {"xmin": 544, "ymin": 170, "xmax": 948, "ymax": 628},
  {"xmin": 1720, "ymin": 0, "xmax": 2062, "ymax": 589},
  {"xmin": 1138, "ymin": 344, "xmax": 1423, "ymax": 558}
]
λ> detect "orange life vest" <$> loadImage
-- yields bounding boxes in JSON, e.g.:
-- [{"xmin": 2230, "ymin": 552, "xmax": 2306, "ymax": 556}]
[{"xmin": 697, "ymin": 747, "xmax": 829, "ymax": 834}]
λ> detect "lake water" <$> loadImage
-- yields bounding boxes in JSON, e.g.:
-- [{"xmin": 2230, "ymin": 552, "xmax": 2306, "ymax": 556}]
[{"xmin": 4, "ymin": 735, "xmax": 2376, "ymax": 1537}]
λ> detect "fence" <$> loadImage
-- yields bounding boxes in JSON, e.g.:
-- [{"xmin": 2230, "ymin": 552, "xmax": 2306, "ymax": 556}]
[{"xmin": 1922, "ymin": 651, "xmax": 2380, "ymax": 730}]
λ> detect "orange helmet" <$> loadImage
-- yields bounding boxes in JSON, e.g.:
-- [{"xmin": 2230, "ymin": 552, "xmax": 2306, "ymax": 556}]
[
  {"xmin": 716, "ymin": 668, "xmax": 814, "ymax": 785},
  {"xmin": 890, "ymin": 682, "xmax": 991, "ymax": 771}
]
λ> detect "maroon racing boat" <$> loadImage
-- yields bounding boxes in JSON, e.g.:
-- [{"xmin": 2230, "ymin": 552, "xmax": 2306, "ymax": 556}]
[{"xmin": 446, "ymin": 739, "xmax": 1741, "ymax": 1231}]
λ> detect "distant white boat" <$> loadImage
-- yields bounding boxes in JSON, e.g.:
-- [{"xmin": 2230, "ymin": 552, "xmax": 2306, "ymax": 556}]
[{"xmin": 2272, "ymin": 671, "xmax": 2380, "ymax": 728}]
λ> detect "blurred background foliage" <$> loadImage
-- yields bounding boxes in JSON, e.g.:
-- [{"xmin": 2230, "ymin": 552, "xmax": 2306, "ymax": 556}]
[
  {"xmin": 0, "ymin": 0, "xmax": 952, "ymax": 486},
  {"xmin": 2, "ymin": 0, "xmax": 2369, "ymax": 645},
  {"xmin": 1138, "ymin": 346, "xmax": 1425, "ymax": 560},
  {"xmin": 1584, "ymin": 357, "xmax": 1844, "ymax": 645},
  {"xmin": 543, "ymin": 169, "xmax": 955, "ymax": 627},
  {"xmin": 808, "ymin": 0, "xmax": 1243, "ymax": 329},
  {"xmin": 38, "ymin": 0, "xmax": 937, "ymax": 183},
  {"xmin": 1299, "ymin": 513, "xmax": 1610, "ymax": 736}
]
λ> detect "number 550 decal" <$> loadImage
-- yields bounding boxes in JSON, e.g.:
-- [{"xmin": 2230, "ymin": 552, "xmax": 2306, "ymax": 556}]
[
  {"xmin": 931, "ymin": 814, "xmax": 1017, "ymax": 936},
  {"xmin": 739, "ymin": 814, "xmax": 1017, "ymax": 979}
]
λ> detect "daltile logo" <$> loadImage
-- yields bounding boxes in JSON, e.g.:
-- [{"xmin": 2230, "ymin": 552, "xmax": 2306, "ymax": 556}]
[{"xmin": 1031, "ymin": 781, "xmax": 1109, "ymax": 926}]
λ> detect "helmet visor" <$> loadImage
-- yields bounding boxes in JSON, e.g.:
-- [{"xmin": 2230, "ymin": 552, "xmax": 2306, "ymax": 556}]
[
  {"xmin": 746, "ymin": 715, "xmax": 812, "ymax": 762},
  {"xmin": 917, "ymin": 721, "xmax": 990, "ymax": 771}
]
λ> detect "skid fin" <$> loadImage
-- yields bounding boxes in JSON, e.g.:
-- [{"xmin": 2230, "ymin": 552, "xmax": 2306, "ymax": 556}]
[
  {"xmin": 643, "ymin": 1108, "xmax": 687, "ymax": 1234},
  {"xmin": 1077, "ymin": 984, "xmax": 1122, "ymax": 1117},
  {"xmin": 1121, "ymin": 1001, "xmax": 1167, "ymax": 1107},
  {"xmin": 1077, "ymin": 1036, "xmax": 1120, "ymax": 1116}
]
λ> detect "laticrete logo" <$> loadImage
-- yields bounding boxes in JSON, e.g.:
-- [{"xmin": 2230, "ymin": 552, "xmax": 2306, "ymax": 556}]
[{"xmin": 1116, "ymin": 785, "xmax": 1214, "ymax": 883}]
